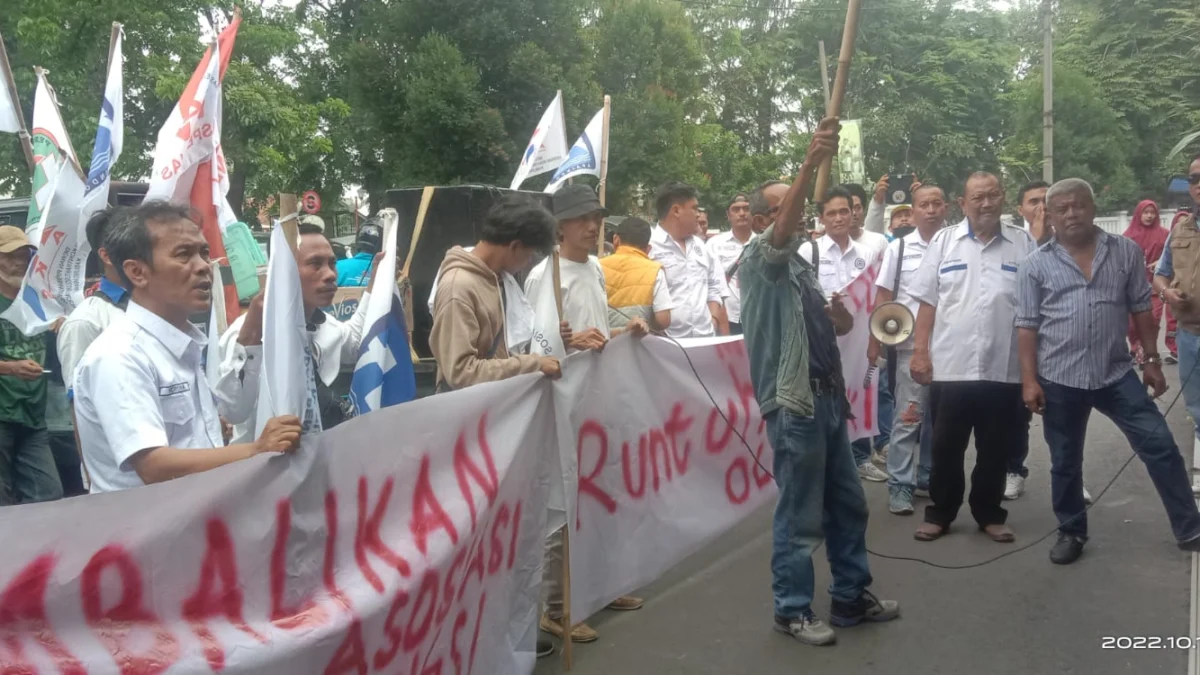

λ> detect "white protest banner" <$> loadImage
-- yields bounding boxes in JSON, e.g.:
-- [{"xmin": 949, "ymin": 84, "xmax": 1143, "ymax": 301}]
[
  {"xmin": 526, "ymin": 254, "xmax": 567, "ymax": 359},
  {"xmin": 509, "ymin": 91, "xmax": 568, "ymax": 190},
  {"xmin": 836, "ymin": 253, "xmax": 884, "ymax": 441},
  {"xmin": 0, "ymin": 375, "xmax": 556, "ymax": 674},
  {"xmin": 554, "ymin": 335, "xmax": 777, "ymax": 621}
]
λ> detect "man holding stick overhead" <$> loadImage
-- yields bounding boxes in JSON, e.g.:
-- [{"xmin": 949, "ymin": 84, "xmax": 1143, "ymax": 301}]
[{"xmin": 741, "ymin": 118, "xmax": 900, "ymax": 647}]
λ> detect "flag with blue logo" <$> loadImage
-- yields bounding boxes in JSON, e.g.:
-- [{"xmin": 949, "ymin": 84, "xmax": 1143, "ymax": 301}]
[
  {"xmin": 509, "ymin": 91, "xmax": 568, "ymax": 190},
  {"xmin": 350, "ymin": 208, "xmax": 416, "ymax": 413},
  {"xmin": 545, "ymin": 107, "xmax": 606, "ymax": 194}
]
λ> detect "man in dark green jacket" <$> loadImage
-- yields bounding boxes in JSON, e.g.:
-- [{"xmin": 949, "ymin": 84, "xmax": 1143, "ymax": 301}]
[{"xmin": 740, "ymin": 119, "xmax": 899, "ymax": 647}]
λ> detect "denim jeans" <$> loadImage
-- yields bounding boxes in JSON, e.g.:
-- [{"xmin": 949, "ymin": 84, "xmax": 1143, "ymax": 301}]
[
  {"xmin": 765, "ymin": 393, "xmax": 872, "ymax": 618},
  {"xmin": 887, "ymin": 349, "xmax": 933, "ymax": 493},
  {"xmin": 0, "ymin": 421, "xmax": 62, "ymax": 506},
  {"xmin": 1177, "ymin": 328, "xmax": 1200, "ymax": 444},
  {"xmin": 875, "ymin": 364, "xmax": 894, "ymax": 452},
  {"xmin": 1041, "ymin": 370, "xmax": 1200, "ymax": 541}
]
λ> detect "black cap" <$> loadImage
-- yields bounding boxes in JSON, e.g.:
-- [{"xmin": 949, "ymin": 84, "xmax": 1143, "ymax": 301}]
[{"xmin": 552, "ymin": 184, "xmax": 608, "ymax": 221}]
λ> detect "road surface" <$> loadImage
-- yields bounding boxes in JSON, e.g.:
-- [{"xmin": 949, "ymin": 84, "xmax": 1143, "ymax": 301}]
[{"xmin": 534, "ymin": 364, "xmax": 1197, "ymax": 675}]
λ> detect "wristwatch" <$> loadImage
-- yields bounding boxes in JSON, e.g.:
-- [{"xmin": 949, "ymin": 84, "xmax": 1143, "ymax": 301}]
[{"xmin": 1144, "ymin": 354, "xmax": 1163, "ymax": 365}]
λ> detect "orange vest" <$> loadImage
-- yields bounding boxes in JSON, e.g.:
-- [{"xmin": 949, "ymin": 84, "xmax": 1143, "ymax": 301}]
[{"xmin": 599, "ymin": 246, "xmax": 661, "ymax": 328}]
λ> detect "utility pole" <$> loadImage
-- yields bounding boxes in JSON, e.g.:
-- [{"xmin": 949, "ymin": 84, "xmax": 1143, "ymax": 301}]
[{"xmin": 1042, "ymin": 0, "xmax": 1054, "ymax": 183}]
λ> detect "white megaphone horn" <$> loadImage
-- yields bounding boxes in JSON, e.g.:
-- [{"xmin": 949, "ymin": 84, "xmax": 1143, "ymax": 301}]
[{"xmin": 869, "ymin": 302, "xmax": 915, "ymax": 346}]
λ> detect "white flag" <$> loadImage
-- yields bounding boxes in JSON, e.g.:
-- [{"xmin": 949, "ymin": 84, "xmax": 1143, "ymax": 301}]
[
  {"xmin": 545, "ymin": 107, "xmax": 606, "ymax": 194},
  {"xmin": 510, "ymin": 92, "xmax": 568, "ymax": 190},
  {"xmin": 528, "ymin": 254, "xmax": 567, "ymax": 358},
  {"xmin": 255, "ymin": 227, "xmax": 322, "ymax": 437},
  {"xmin": 1, "ymin": 71, "xmax": 82, "ymax": 335},
  {"xmin": 0, "ymin": 72, "xmax": 19, "ymax": 134},
  {"xmin": 205, "ymin": 260, "xmax": 227, "ymax": 389}
]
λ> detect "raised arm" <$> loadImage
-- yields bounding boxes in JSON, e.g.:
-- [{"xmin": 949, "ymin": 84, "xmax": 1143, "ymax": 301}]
[{"xmin": 771, "ymin": 118, "xmax": 840, "ymax": 250}]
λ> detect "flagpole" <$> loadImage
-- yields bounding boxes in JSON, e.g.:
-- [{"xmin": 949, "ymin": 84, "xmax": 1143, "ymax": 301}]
[
  {"xmin": 0, "ymin": 33, "xmax": 34, "ymax": 172},
  {"xmin": 550, "ymin": 249, "xmax": 575, "ymax": 671},
  {"xmin": 595, "ymin": 95, "xmax": 611, "ymax": 258},
  {"xmin": 813, "ymin": 0, "xmax": 862, "ymax": 205}
]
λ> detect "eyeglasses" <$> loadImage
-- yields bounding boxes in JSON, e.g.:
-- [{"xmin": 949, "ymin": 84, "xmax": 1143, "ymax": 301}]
[{"xmin": 1188, "ymin": 174, "xmax": 1200, "ymax": 186}]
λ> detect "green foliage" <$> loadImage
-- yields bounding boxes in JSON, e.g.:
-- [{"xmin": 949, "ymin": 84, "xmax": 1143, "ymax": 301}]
[{"xmin": 0, "ymin": 0, "xmax": 1193, "ymax": 222}]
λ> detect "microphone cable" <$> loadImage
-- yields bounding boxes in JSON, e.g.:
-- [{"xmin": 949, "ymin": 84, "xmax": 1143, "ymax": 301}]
[{"xmin": 657, "ymin": 328, "xmax": 1200, "ymax": 571}]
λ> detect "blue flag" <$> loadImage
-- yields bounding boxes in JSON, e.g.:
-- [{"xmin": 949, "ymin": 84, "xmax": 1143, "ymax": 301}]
[{"xmin": 350, "ymin": 210, "xmax": 417, "ymax": 413}]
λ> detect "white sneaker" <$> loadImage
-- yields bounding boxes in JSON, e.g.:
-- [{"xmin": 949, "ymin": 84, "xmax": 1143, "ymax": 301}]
[
  {"xmin": 858, "ymin": 462, "xmax": 888, "ymax": 483},
  {"xmin": 872, "ymin": 446, "xmax": 889, "ymax": 466},
  {"xmin": 1083, "ymin": 486, "xmax": 1093, "ymax": 505},
  {"xmin": 774, "ymin": 610, "xmax": 837, "ymax": 646},
  {"xmin": 1004, "ymin": 473, "xmax": 1025, "ymax": 500}
]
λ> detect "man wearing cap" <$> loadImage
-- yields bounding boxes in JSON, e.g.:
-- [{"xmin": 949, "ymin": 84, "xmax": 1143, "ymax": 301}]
[
  {"xmin": 0, "ymin": 226, "xmax": 63, "ymax": 505},
  {"xmin": 706, "ymin": 193, "xmax": 756, "ymax": 334},
  {"xmin": 888, "ymin": 204, "xmax": 914, "ymax": 239},
  {"xmin": 526, "ymin": 185, "xmax": 648, "ymax": 646},
  {"xmin": 336, "ymin": 219, "xmax": 383, "ymax": 287}
]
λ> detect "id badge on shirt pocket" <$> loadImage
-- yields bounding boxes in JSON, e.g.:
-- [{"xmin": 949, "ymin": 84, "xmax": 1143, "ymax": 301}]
[{"xmin": 159, "ymin": 383, "xmax": 195, "ymax": 426}]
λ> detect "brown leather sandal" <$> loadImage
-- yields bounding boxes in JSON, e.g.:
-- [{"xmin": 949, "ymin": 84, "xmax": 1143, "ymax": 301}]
[{"xmin": 980, "ymin": 524, "xmax": 1015, "ymax": 543}]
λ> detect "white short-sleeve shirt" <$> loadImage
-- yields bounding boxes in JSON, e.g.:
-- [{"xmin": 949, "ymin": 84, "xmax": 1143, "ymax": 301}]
[
  {"xmin": 705, "ymin": 230, "xmax": 754, "ymax": 324},
  {"xmin": 876, "ymin": 230, "xmax": 934, "ymax": 319},
  {"xmin": 798, "ymin": 235, "xmax": 879, "ymax": 295},
  {"xmin": 649, "ymin": 226, "xmax": 730, "ymax": 338},
  {"xmin": 74, "ymin": 302, "xmax": 225, "ymax": 493},
  {"xmin": 908, "ymin": 220, "xmax": 1037, "ymax": 384},
  {"xmin": 524, "ymin": 254, "xmax": 611, "ymax": 343}
]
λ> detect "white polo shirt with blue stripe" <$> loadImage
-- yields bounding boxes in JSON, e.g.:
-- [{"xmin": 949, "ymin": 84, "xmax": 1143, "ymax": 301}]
[{"xmin": 909, "ymin": 219, "xmax": 1037, "ymax": 384}]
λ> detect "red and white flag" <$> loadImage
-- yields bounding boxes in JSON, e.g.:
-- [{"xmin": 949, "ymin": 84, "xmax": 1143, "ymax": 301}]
[{"xmin": 145, "ymin": 16, "xmax": 241, "ymax": 323}]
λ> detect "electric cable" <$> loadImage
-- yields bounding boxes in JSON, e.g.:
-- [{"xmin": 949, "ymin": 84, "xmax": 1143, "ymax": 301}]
[{"xmin": 655, "ymin": 319, "xmax": 1200, "ymax": 570}]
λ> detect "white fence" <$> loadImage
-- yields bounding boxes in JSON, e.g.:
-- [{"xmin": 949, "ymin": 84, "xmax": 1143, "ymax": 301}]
[{"xmin": 1096, "ymin": 209, "xmax": 1181, "ymax": 235}]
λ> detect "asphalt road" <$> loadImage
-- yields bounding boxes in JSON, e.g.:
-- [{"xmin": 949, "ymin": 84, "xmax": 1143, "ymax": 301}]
[{"xmin": 534, "ymin": 363, "xmax": 1197, "ymax": 675}]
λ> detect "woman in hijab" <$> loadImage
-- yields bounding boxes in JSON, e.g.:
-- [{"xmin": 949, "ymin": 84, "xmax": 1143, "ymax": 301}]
[{"xmin": 1124, "ymin": 199, "xmax": 1178, "ymax": 363}]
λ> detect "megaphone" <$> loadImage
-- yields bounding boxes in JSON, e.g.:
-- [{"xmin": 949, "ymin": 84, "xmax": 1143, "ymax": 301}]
[{"xmin": 869, "ymin": 302, "xmax": 915, "ymax": 346}]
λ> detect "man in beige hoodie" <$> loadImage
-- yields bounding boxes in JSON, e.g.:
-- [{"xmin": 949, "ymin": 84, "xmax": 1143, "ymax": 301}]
[{"xmin": 430, "ymin": 194, "xmax": 561, "ymax": 391}]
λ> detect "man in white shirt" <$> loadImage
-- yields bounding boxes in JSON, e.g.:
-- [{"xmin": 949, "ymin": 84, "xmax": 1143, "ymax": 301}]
[
  {"xmin": 799, "ymin": 186, "xmax": 890, "ymax": 483},
  {"xmin": 649, "ymin": 182, "xmax": 731, "ymax": 338},
  {"xmin": 869, "ymin": 184, "xmax": 946, "ymax": 515},
  {"xmin": 909, "ymin": 173, "xmax": 1037, "ymax": 544},
  {"xmin": 524, "ymin": 185, "xmax": 647, "ymax": 646},
  {"xmin": 706, "ymin": 193, "xmax": 755, "ymax": 335},
  {"xmin": 59, "ymin": 207, "xmax": 130, "ymax": 396},
  {"xmin": 74, "ymin": 201, "xmax": 302, "ymax": 493},
  {"xmin": 215, "ymin": 223, "xmax": 371, "ymax": 444},
  {"xmin": 847, "ymin": 182, "xmax": 890, "ymax": 260}
]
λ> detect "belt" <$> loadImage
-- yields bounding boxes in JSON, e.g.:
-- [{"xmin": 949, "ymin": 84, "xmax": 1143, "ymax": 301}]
[{"xmin": 809, "ymin": 376, "xmax": 840, "ymax": 395}]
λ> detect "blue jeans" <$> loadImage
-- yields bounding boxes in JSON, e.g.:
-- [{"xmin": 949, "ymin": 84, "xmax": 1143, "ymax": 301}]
[
  {"xmin": 888, "ymin": 349, "xmax": 933, "ymax": 492},
  {"xmin": 1041, "ymin": 370, "xmax": 1200, "ymax": 541},
  {"xmin": 875, "ymin": 364, "xmax": 894, "ymax": 451},
  {"xmin": 0, "ymin": 422, "xmax": 62, "ymax": 506},
  {"xmin": 765, "ymin": 393, "xmax": 872, "ymax": 618},
  {"xmin": 1177, "ymin": 328, "xmax": 1200, "ymax": 444}
]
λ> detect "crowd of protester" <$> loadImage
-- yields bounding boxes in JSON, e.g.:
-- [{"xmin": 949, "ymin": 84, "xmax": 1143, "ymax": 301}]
[{"xmin": 2, "ymin": 120, "xmax": 1199, "ymax": 655}]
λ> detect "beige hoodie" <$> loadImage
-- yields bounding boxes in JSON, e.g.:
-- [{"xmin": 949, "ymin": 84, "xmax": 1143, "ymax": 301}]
[{"xmin": 430, "ymin": 246, "xmax": 542, "ymax": 390}]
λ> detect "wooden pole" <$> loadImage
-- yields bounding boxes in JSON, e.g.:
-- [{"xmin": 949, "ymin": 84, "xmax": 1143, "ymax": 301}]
[
  {"xmin": 549, "ymin": 250, "xmax": 575, "ymax": 669},
  {"xmin": 596, "ymin": 95, "xmax": 612, "ymax": 258},
  {"xmin": 818, "ymin": 41, "xmax": 832, "ymax": 116},
  {"xmin": 0, "ymin": 31, "xmax": 34, "ymax": 172},
  {"xmin": 278, "ymin": 193, "xmax": 300, "ymax": 257},
  {"xmin": 813, "ymin": 0, "xmax": 863, "ymax": 204}
]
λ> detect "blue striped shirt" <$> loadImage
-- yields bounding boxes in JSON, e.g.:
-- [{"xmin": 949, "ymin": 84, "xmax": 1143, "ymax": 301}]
[{"xmin": 1015, "ymin": 230, "xmax": 1152, "ymax": 390}]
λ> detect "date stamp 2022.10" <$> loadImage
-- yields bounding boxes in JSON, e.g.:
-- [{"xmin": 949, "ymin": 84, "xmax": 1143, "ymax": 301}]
[{"xmin": 1101, "ymin": 636, "xmax": 1199, "ymax": 650}]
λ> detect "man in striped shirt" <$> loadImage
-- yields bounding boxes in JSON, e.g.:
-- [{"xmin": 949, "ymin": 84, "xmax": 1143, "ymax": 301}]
[{"xmin": 1015, "ymin": 178, "xmax": 1200, "ymax": 565}]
